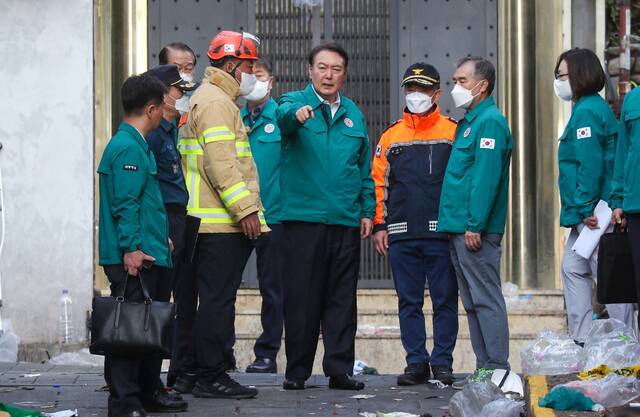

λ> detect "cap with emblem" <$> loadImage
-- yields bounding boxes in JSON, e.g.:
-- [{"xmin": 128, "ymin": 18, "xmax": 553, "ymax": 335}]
[
  {"xmin": 401, "ymin": 63, "xmax": 440, "ymax": 88},
  {"xmin": 145, "ymin": 64, "xmax": 199, "ymax": 92}
]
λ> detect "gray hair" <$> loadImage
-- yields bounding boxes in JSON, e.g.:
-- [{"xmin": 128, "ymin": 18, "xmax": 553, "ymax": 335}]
[{"xmin": 457, "ymin": 56, "xmax": 495, "ymax": 95}]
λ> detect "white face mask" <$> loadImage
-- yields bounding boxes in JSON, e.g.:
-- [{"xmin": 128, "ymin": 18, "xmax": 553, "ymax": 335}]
[
  {"xmin": 405, "ymin": 91, "xmax": 434, "ymax": 114},
  {"xmin": 180, "ymin": 72, "xmax": 194, "ymax": 83},
  {"xmin": 554, "ymin": 78, "xmax": 573, "ymax": 101},
  {"xmin": 238, "ymin": 71, "xmax": 257, "ymax": 96},
  {"xmin": 243, "ymin": 79, "xmax": 270, "ymax": 102},
  {"xmin": 174, "ymin": 95, "xmax": 190, "ymax": 115},
  {"xmin": 451, "ymin": 82, "xmax": 481, "ymax": 109}
]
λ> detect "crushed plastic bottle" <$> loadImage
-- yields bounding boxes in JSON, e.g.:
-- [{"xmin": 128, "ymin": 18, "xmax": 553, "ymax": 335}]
[{"xmin": 58, "ymin": 289, "xmax": 74, "ymax": 344}]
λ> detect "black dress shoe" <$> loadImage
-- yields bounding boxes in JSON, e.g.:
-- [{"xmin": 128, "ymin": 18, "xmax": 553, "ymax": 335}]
[
  {"xmin": 282, "ymin": 379, "xmax": 305, "ymax": 390},
  {"xmin": 142, "ymin": 389, "xmax": 188, "ymax": 413},
  {"xmin": 173, "ymin": 372, "xmax": 197, "ymax": 394},
  {"xmin": 246, "ymin": 357, "xmax": 277, "ymax": 373},
  {"xmin": 397, "ymin": 363, "xmax": 430, "ymax": 386},
  {"xmin": 431, "ymin": 365, "xmax": 455, "ymax": 385},
  {"xmin": 329, "ymin": 375, "xmax": 365, "ymax": 390}
]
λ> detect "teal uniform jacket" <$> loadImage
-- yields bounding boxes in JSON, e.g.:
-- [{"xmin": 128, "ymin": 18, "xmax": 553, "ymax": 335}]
[
  {"xmin": 438, "ymin": 97, "xmax": 513, "ymax": 234},
  {"xmin": 558, "ymin": 94, "xmax": 617, "ymax": 227},
  {"xmin": 276, "ymin": 84, "xmax": 375, "ymax": 227},
  {"xmin": 611, "ymin": 88, "xmax": 640, "ymax": 213},
  {"xmin": 98, "ymin": 122, "xmax": 171, "ymax": 267},
  {"xmin": 241, "ymin": 97, "xmax": 282, "ymax": 224}
]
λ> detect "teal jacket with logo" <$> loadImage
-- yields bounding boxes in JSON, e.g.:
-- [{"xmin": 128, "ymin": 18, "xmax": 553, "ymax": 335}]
[
  {"xmin": 98, "ymin": 122, "xmax": 171, "ymax": 267},
  {"xmin": 611, "ymin": 88, "xmax": 640, "ymax": 213},
  {"xmin": 558, "ymin": 94, "xmax": 617, "ymax": 227},
  {"xmin": 241, "ymin": 98, "xmax": 283, "ymax": 224},
  {"xmin": 438, "ymin": 97, "xmax": 513, "ymax": 234},
  {"xmin": 276, "ymin": 84, "xmax": 375, "ymax": 227}
]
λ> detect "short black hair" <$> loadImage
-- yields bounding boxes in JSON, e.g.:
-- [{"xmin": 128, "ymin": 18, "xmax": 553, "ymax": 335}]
[
  {"xmin": 121, "ymin": 74, "xmax": 166, "ymax": 116},
  {"xmin": 254, "ymin": 56, "xmax": 273, "ymax": 75},
  {"xmin": 209, "ymin": 56, "xmax": 237, "ymax": 69},
  {"xmin": 159, "ymin": 42, "xmax": 197, "ymax": 66},
  {"xmin": 457, "ymin": 56, "xmax": 496, "ymax": 95},
  {"xmin": 308, "ymin": 42, "xmax": 349, "ymax": 67},
  {"xmin": 554, "ymin": 48, "xmax": 606, "ymax": 100}
]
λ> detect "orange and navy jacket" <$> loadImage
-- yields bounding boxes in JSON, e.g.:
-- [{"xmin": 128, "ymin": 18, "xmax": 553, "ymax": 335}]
[{"xmin": 372, "ymin": 105, "xmax": 457, "ymax": 242}]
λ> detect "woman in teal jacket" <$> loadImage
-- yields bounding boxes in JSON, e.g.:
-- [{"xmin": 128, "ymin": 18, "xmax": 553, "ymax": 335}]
[{"xmin": 554, "ymin": 48, "xmax": 634, "ymax": 342}]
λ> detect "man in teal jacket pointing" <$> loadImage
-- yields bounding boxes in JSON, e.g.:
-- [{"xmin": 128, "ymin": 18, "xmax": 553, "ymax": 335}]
[
  {"xmin": 277, "ymin": 43, "xmax": 375, "ymax": 391},
  {"xmin": 438, "ymin": 57, "xmax": 513, "ymax": 389}
]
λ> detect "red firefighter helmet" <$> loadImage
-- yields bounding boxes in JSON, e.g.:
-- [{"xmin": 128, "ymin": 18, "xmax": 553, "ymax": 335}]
[{"xmin": 208, "ymin": 31, "xmax": 260, "ymax": 61}]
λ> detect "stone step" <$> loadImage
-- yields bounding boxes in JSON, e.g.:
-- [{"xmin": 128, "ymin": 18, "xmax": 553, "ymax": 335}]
[
  {"xmin": 231, "ymin": 332, "xmax": 538, "ymax": 375},
  {"xmin": 235, "ymin": 289, "xmax": 566, "ymax": 312},
  {"xmin": 234, "ymin": 309, "xmax": 567, "ymax": 336}
]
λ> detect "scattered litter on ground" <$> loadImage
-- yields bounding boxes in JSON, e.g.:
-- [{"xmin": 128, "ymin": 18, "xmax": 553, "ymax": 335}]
[
  {"xmin": 520, "ymin": 329, "xmax": 583, "ymax": 375},
  {"xmin": 0, "ymin": 322, "xmax": 19, "ymax": 363},
  {"xmin": 48, "ymin": 348, "xmax": 103, "ymax": 367},
  {"xmin": 557, "ymin": 374, "xmax": 640, "ymax": 408},
  {"xmin": 351, "ymin": 394, "xmax": 376, "ymax": 399},
  {"xmin": 538, "ymin": 386, "xmax": 604, "ymax": 412},
  {"xmin": 353, "ymin": 359, "xmax": 379, "ymax": 375},
  {"xmin": 0, "ymin": 403, "xmax": 42, "ymax": 417},
  {"xmin": 580, "ymin": 319, "xmax": 640, "ymax": 377},
  {"xmin": 21, "ymin": 387, "xmax": 34, "ymax": 391},
  {"xmin": 449, "ymin": 382, "xmax": 523, "ymax": 417},
  {"xmin": 306, "ymin": 395, "xmax": 317, "ymax": 399},
  {"xmin": 14, "ymin": 401, "xmax": 56, "ymax": 410},
  {"xmin": 0, "ymin": 387, "xmax": 16, "ymax": 393},
  {"xmin": 44, "ymin": 410, "xmax": 77, "ymax": 417},
  {"xmin": 334, "ymin": 404, "xmax": 345, "ymax": 408},
  {"xmin": 397, "ymin": 390, "xmax": 418, "ymax": 395},
  {"xmin": 392, "ymin": 398, "xmax": 402, "ymax": 401},
  {"xmin": 20, "ymin": 374, "xmax": 40, "ymax": 378},
  {"xmin": 426, "ymin": 379, "xmax": 446, "ymax": 389}
]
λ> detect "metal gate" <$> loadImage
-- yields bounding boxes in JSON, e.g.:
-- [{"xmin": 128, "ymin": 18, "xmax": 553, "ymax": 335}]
[{"xmin": 147, "ymin": 0, "xmax": 497, "ymax": 288}]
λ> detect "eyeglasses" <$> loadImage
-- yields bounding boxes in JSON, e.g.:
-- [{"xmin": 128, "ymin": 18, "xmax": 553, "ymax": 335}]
[{"xmin": 555, "ymin": 72, "xmax": 569, "ymax": 80}]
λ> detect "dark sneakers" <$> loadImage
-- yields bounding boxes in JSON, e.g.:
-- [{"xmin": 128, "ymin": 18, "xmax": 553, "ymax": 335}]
[
  {"xmin": 246, "ymin": 357, "xmax": 277, "ymax": 373},
  {"xmin": 329, "ymin": 374, "xmax": 365, "ymax": 390},
  {"xmin": 282, "ymin": 379, "xmax": 306, "ymax": 390},
  {"xmin": 192, "ymin": 373, "xmax": 258, "ymax": 399},
  {"xmin": 173, "ymin": 372, "xmax": 197, "ymax": 394},
  {"xmin": 397, "ymin": 363, "xmax": 430, "ymax": 386},
  {"xmin": 431, "ymin": 365, "xmax": 455, "ymax": 385}
]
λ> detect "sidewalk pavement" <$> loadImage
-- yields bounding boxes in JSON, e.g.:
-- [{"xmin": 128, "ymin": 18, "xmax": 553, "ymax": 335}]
[{"xmin": 0, "ymin": 363, "xmax": 455, "ymax": 417}]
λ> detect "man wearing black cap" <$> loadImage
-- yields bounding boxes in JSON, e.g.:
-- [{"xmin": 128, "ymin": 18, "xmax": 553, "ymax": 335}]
[
  {"xmin": 143, "ymin": 64, "xmax": 197, "ymax": 406},
  {"xmin": 372, "ymin": 63, "xmax": 459, "ymax": 386}
]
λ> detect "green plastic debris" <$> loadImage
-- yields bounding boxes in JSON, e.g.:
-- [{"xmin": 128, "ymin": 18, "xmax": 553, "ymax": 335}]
[
  {"xmin": 538, "ymin": 386, "xmax": 602, "ymax": 412},
  {"xmin": 0, "ymin": 403, "xmax": 43, "ymax": 417}
]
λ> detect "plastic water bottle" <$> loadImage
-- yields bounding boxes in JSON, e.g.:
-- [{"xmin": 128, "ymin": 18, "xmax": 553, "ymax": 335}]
[{"xmin": 58, "ymin": 289, "xmax": 74, "ymax": 344}]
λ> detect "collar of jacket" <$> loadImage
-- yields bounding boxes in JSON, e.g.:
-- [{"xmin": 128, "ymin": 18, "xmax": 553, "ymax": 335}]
[
  {"xmin": 464, "ymin": 96, "xmax": 495, "ymax": 123},
  {"xmin": 402, "ymin": 104, "xmax": 443, "ymax": 130},
  {"xmin": 241, "ymin": 97, "xmax": 277, "ymax": 121},
  {"xmin": 203, "ymin": 66, "xmax": 240, "ymax": 98},
  {"xmin": 119, "ymin": 122, "xmax": 149, "ymax": 153},
  {"xmin": 302, "ymin": 83, "xmax": 340, "ymax": 110}
]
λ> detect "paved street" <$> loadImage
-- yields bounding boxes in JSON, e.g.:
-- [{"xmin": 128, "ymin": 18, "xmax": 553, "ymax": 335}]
[{"xmin": 0, "ymin": 363, "xmax": 455, "ymax": 417}]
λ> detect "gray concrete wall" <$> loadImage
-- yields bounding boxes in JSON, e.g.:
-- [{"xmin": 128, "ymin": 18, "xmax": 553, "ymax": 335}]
[{"xmin": 0, "ymin": 0, "xmax": 94, "ymax": 343}]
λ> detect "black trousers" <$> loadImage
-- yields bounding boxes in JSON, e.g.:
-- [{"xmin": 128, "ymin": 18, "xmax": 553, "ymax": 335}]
[
  {"xmin": 187, "ymin": 233, "xmax": 253, "ymax": 381},
  {"xmin": 282, "ymin": 221, "xmax": 360, "ymax": 381},
  {"xmin": 103, "ymin": 265, "xmax": 163, "ymax": 415},
  {"xmin": 625, "ymin": 213, "xmax": 640, "ymax": 330},
  {"xmin": 253, "ymin": 223, "xmax": 284, "ymax": 360}
]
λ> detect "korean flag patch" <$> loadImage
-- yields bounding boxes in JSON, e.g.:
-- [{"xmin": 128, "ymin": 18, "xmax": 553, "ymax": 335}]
[
  {"xmin": 223, "ymin": 43, "xmax": 235, "ymax": 53},
  {"xmin": 480, "ymin": 138, "xmax": 495, "ymax": 150},
  {"xmin": 375, "ymin": 143, "xmax": 382, "ymax": 157},
  {"xmin": 577, "ymin": 127, "xmax": 591, "ymax": 139}
]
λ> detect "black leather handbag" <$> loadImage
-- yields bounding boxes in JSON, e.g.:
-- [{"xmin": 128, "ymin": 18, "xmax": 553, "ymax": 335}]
[
  {"xmin": 597, "ymin": 225, "xmax": 639, "ymax": 304},
  {"xmin": 90, "ymin": 272, "xmax": 175, "ymax": 358}
]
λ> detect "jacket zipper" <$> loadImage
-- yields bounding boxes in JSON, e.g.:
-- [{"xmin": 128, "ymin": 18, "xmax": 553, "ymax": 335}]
[{"xmin": 428, "ymin": 145, "xmax": 433, "ymax": 175}]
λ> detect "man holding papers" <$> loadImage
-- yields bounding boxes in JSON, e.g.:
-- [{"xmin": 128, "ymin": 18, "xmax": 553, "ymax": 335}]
[{"xmin": 554, "ymin": 48, "xmax": 634, "ymax": 343}]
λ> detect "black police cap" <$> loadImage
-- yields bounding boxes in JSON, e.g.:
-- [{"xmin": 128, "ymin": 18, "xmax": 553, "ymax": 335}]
[
  {"xmin": 401, "ymin": 63, "xmax": 440, "ymax": 88},
  {"xmin": 145, "ymin": 64, "xmax": 199, "ymax": 92}
]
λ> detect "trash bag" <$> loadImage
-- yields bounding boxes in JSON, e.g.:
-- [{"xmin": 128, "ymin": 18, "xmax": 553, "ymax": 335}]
[
  {"xmin": 480, "ymin": 398, "xmax": 524, "ymax": 417},
  {"xmin": 560, "ymin": 374, "xmax": 640, "ymax": 408},
  {"xmin": 0, "ymin": 321, "xmax": 20, "ymax": 363},
  {"xmin": 581, "ymin": 318, "xmax": 640, "ymax": 371},
  {"xmin": 449, "ymin": 382, "xmax": 504, "ymax": 417},
  {"xmin": 538, "ymin": 386, "xmax": 603, "ymax": 412},
  {"xmin": 520, "ymin": 330, "xmax": 582, "ymax": 375}
]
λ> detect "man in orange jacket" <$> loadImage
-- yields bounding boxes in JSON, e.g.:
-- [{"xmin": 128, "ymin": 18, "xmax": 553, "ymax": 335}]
[{"xmin": 372, "ymin": 63, "xmax": 459, "ymax": 386}]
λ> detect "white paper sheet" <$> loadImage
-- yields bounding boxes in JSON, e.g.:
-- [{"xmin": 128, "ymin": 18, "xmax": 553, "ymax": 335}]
[{"xmin": 571, "ymin": 200, "xmax": 612, "ymax": 259}]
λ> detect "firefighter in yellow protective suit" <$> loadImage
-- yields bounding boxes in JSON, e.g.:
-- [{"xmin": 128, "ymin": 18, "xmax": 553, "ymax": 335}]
[{"xmin": 174, "ymin": 31, "xmax": 268, "ymax": 400}]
